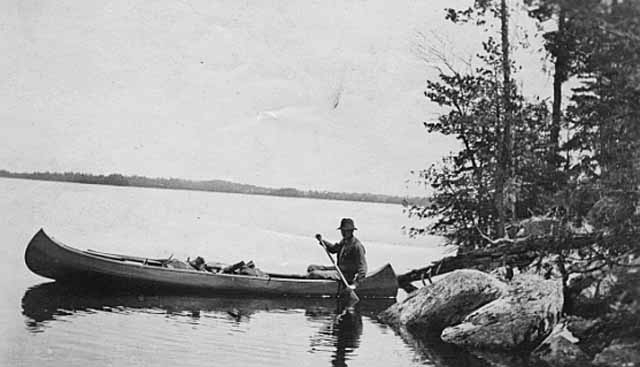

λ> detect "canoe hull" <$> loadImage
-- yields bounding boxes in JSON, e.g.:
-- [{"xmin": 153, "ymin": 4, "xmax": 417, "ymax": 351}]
[{"xmin": 25, "ymin": 229, "xmax": 398, "ymax": 298}]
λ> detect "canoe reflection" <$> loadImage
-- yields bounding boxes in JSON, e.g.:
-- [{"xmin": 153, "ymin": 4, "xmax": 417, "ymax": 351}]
[
  {"xmin": 22, "ymin": 281, "xmax": 392, "ymax": 329},
  {"xmin": 23, "ymin": 282, "xmax": 392, "ymax": 366}
]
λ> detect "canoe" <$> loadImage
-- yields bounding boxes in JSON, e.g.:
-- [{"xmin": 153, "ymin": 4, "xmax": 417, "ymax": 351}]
[{"xmin": 24, "ymin": 229, "xmax": 399, "ymax": 298}]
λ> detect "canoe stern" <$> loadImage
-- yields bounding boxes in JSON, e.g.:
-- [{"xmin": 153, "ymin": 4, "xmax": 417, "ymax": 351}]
[{"xmin": 358, "ymin": 263, "xmax": 398, "ymax": 298}]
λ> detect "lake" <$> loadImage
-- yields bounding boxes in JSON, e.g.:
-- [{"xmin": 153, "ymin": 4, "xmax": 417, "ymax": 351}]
[{"xmin": 0, "ymin": 178, "xmax": 487, "ymax": 367}]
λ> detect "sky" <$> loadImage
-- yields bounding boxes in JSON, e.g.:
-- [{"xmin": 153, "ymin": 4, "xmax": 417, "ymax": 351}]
[{"xmin": 1, "ymin": 0, "xmax": 553, "ymax": 196}]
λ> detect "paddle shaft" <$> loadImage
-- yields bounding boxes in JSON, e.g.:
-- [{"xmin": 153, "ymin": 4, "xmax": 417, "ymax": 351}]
[{"xmin": 317, "ymin": 239, "xmax": 357, "ymax": 293}]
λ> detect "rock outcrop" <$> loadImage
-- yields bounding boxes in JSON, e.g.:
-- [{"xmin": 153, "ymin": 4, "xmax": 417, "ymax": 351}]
[
  {"xmin": 379, "ymin": 269, "xmax": 506, "ymax": 335},
  {"xmin": 441, "ymin": 274, "xmax": 563, "ymax": 350}
]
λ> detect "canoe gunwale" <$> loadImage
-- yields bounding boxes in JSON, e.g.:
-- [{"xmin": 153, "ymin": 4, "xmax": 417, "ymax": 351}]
[{"xmin": 50, "ymin": 238, "xmax": 350, "ymax": 283}]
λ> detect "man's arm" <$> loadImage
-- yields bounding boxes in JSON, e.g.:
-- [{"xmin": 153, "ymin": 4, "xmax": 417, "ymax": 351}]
[
  {"xmin": 320, "ymin": 238, "xmax": 341, "ymax": 254},
  {"xmin": 316, "ymin": 234, "xmax": 341, "ymax": 254},
  {"xmin": 353, "ymin": 244, "xmax": 368, "ymax": 285}
]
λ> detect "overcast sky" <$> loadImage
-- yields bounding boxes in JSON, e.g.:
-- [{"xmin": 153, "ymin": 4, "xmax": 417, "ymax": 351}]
[{"xmin": 1, "ymin": 0, "xmax": 552, "ymax": 196}]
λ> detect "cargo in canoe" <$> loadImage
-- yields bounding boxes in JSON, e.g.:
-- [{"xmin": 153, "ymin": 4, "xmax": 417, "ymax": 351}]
[{"xmin": 24, "ymin": 229, "xmax": 398, "ymax": 298}]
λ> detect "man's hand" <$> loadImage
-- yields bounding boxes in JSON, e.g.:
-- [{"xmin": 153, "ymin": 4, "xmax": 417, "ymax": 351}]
[{"xmin": 347, "ymin": 284, "xmax": 356, "ymax": 290}]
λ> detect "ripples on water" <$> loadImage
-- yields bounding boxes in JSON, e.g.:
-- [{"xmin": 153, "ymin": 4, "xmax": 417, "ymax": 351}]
[
  {"xmin": 17, "ymin": 283, "xmax": 490, "ymax": 367},
  {"xmin": 20, "ymin": 283, "xmax": 382, "ymax": 366}
]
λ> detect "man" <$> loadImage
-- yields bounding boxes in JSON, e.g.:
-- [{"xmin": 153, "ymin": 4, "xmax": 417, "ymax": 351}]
[{"xmin": 307, "ymin": 218, "xmax": 368, "ymax": 287}]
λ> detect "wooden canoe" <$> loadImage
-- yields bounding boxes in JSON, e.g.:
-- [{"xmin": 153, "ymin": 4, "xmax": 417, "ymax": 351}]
[{"xmin": 24, "ymin": 229, "xmax": 398, "ymax": 298}]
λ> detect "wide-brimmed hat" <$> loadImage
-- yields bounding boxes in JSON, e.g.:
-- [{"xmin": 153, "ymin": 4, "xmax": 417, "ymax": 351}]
[{"xmin": 337, "ymin": 218, "xmax": 357, "ymax": 230}]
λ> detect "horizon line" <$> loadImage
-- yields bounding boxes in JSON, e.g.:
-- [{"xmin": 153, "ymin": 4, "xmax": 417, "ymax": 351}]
[{"xmin": 0, "ymin": 169, "xmax": 429, "ymax": 205}]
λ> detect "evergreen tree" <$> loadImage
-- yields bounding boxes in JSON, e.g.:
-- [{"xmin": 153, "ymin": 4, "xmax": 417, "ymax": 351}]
[{"xmin": 407, "ymin": 34, "xmax": 555, "ymax": 250}]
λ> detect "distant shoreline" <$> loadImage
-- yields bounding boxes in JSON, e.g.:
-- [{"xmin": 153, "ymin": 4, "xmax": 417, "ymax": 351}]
[{"xmin": 0, "ymin": 170, "xmax": 426, "ymax": 205}]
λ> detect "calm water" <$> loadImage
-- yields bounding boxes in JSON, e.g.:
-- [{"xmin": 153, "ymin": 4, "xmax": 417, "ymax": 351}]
[{"xmin": 0, "ymin": 178, "xmax": 485, "ymax": 367}]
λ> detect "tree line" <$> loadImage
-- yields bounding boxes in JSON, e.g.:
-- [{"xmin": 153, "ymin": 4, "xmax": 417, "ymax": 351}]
[{"xmin": 0, "ymin": 169, "xmax": 420, "ymax": 205}]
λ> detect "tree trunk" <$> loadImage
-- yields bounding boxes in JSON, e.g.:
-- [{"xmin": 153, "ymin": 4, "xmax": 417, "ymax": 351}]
[
  {"xmin": 551, "ymin": 7, "xmax": 566, "ymax": 168},
  {"xmin": 496, "ymin": 0, "xmax": 513, "ymax": 233}
]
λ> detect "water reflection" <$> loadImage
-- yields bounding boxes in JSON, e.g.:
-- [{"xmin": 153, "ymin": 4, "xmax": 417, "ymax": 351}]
[
  {"xmin": 22, "ymin": 282, "xmax": 392, "ymax": 326},
  {"xmin": 329, "ymin": 312, "xmax": 363, "ymax": 367},
  {"xmin": 306, "ymin": 305, "xmax": 364, "ymax": 366},
  {"xmin": 22, "ymin": 282, "xmax": 391, "ymax": 366},
  {"xmin": 391, "ymin": 325, "xmax": 492, "ymax": 367}
]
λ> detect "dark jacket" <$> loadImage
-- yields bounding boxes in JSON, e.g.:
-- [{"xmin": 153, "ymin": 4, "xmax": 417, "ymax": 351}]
[{"xmin": 323, "ymin": 236, "xmax": 367, "ymax": 283}]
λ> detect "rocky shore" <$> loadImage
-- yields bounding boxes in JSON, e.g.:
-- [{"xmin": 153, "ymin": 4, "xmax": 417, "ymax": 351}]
[{"xmin": 379, "ymin": 260, "xmax": 640, "ymax": 366}]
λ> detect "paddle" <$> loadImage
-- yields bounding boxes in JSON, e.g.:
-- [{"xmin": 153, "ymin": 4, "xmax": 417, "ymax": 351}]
[{"xmin": 315, "ymin": 235, "xmax": 360, "ymax": 306}]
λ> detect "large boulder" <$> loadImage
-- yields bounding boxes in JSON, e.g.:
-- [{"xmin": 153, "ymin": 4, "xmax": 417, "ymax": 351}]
[
  {"xmin": 378, "ymin": 269, "xmax": 506, "ymax": 335},
  {"xmin": 441, "ymin": 273, "xmax": 563, "ymax": 350}
]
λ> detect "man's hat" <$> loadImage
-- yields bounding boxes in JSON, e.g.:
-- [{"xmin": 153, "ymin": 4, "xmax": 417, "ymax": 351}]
[{"xmin": 337, "ymin": 218, "xmax": 357, "ymax": 230}]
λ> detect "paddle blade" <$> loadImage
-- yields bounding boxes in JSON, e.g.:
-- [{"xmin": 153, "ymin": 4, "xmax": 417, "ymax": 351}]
[{"xmin": 345, "ymin": 288, "xmax": 360, "ymax": 308}]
